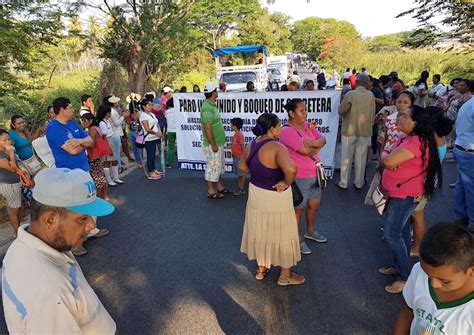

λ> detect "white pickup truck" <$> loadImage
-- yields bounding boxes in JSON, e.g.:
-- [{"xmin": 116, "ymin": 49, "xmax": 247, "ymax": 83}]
[{"xmin": 214, "ymin": 45, "xmax": 268, "ymax": 92}]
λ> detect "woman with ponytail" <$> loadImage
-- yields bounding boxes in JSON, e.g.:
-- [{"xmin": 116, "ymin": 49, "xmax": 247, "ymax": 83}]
[
  {"xmin": 378, "ymin": 105, "xmax": 442, "ymax": 294},
  {"xmin": 239, "ymin": 113, "xmax": 304, "ymax": 286}
]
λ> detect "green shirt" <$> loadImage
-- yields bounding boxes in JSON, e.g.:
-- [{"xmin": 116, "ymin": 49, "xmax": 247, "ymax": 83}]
[{"xmin": 200, "ymin": 99, "xmax": 226, "ymax": 146}]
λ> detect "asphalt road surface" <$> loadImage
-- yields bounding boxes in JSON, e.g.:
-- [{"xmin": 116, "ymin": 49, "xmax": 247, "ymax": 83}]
[{"xmin": 0, "ymin": 156, "xmax": 458, "ymax": 334}]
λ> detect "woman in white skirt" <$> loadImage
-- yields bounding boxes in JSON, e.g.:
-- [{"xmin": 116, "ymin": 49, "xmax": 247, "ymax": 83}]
[{"xmin": 239, "ymin": 113, "xmax": 304, "ymax": 286}]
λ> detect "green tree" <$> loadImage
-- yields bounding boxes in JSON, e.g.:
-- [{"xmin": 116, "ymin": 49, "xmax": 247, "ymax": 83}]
[
  {"xmin": 189, "ymin": 0, "xmax": 260, "ymax": 51},
  {"xmin": 238, "ymin": 9, "xmax": 292, "ymax": 55},
  {"xmin": 367, "ymin": 32, "xmax": 411, "ymax": 52},
  {"xmin": 0, "ymin": 2, "xmax": 63, "ymax": 99},
  {"xmin": 86, "ymin": 0, "xmax": 197, "ymax": 94},
  {"xmin": 397, "ymin": 1, "xmax": 474, "ymax": 51},
  {"xmin": 291, "ymin": 17, "xmax": 360, "ymax": 60}
]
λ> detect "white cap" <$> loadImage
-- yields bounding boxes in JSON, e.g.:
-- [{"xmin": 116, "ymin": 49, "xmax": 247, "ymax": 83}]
[
  {"xmin": 108, "ymin": 95, "xmax": 120, "ymax": 103},
  {"xmin": 33, "ymin": 168, "xmax": 114, "ymax": 216},
  {"xmin": 126, "ymin": 93, "xmax": 142, "ymax": 104},
  {"xmin": 204, "ymin": 82, "xmax": 218, "ymax": 93},
  {"xmin": 163, "ymin": 87, "xmax": 174, "ymax": 94}
]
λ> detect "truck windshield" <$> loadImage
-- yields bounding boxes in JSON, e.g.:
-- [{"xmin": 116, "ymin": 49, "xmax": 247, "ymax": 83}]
[{"xmin": 221, "ymin": 72, "xmax": 257, "ymax": 84}]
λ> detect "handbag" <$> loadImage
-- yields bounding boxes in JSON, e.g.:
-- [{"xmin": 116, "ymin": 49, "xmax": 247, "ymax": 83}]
[
  {"xmin": 247, "ymin": 139, "xmax": 303, "ymax": 207},
  {"xmin": 315, "ymin": 162, "xmax": 327, "ymax": 189},
  {"xmin": 135, "ymin": 130, "xmax": 148, "ymax": 148},
  {"xmin": 371, "ymin": 169, "xmax": 427, "ymax": 216},
  {"xmin": 87, "ymin": 126, "xmax": 112, "ymax": 160},
  {"xmin": 19, "ymin": 154, "xmax": 43, "ymax": 177},
  {"xmin": 371, "ymin": 185, "xmax": 388, "ymax": 215},
  {"xmin": 290, "ymin": 180, "xmax": 304, "ymax": 207}
]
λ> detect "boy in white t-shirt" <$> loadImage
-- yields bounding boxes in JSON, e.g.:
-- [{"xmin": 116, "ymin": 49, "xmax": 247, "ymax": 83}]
[{"xmin": 393, "ymin": 223, "xmax": 473, "ymax": 335}]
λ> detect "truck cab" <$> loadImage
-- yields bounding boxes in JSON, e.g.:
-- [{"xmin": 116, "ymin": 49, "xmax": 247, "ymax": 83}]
[{"xmin": 214, "ymin": 45, "xmax": 268, "ymax": 92}]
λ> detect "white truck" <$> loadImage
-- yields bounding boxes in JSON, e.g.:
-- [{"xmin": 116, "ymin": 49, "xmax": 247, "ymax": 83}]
[
  {"xmin": 267, "ymin": 55, "xmax": 290, "ymax": 86},
  {"xmin": 214, "ymin": 45, "xmax": 269, "ymax": 92}
]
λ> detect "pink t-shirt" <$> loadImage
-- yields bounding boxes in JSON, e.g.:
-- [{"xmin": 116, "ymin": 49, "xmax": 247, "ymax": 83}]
[
  {"xmin": 280, "ymin": 122, "xmax": 323, "ymax": 178},
  {"xmin": 382, "ymin": 135, "xmax": 428, "ymax": 198}
]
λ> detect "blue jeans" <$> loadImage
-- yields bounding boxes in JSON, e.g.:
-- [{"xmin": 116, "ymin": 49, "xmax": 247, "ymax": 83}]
[
  {"xmin": 454, "ymin": 147, "xmax": 474, "ymax": 228},
  {"xmin": 145, "ymin": 139, "xmax": 158, "ymax": 173},
  {"xmin": 129, "ymin": 131, "xmax": 141, "ymax": 163},
  {"xmin": 383, "ymin": 197, "xmax": 418, "ymax": 281},
  {"xmin": 111, "ymin": 135, "xmax": 122, "ymax": 168}
]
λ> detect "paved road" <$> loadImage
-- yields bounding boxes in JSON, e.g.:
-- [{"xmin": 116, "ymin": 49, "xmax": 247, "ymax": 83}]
[{"xmin": 0, "ymin": 157, "xmax": 458, "ymax": 334}]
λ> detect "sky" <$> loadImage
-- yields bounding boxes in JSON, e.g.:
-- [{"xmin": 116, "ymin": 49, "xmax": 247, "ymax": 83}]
[{"xmin": 260, "ymin": 0, "xmax": 421, "ymax": 37}]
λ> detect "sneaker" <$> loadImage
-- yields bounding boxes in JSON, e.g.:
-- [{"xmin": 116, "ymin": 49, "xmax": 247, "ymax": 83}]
[
  {"xmin": 233, "ymin": 189, "xmax": 245, "ymax": 196},
  {"xmin": 72, "ymin": 246, "xmax": 87, "ymax": 256},
  {"xmin": 108, "ymin": 181, "xmax": 117, "ymax": 187},
  {"xmin": 300, "ymin": 241, "xmax": 312, "ymax": 255},
  {"xmin": 304, "ymin": 231, "xmax": 328, "ymax": 243},
  {"xmin": 114, "ymin": 179, "xmax": 125, "ymax": 184},
  {"xmin": 147, "ymin": 173, "xmax": 161, "ymax": 180},
  {"xmin": 449, "ymin": 183, "xmax": 456, "ymax": 188},
  {"xmin": 88, "ymin": 228, "xmax": 110, "ymax": 238}
]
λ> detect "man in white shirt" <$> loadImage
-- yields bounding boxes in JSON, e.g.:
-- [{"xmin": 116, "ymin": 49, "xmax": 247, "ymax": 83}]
[
  {"xmin": 428, "ymin": 74, "xmax": 445, "ymax": 106},
  {"xmin": 2, "ymin": 168, "xmax": 116, "ymax": 334},
  {"xmin": 342, "ymin": 68, "xmax": 351, "ymax": 78},
  {"xmin": 79, "ymin": 94, "xmax": 95, "ymax": 116}
]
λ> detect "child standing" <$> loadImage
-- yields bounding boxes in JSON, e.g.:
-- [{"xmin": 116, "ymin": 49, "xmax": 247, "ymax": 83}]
[
  {"xmin": 393, "ymin": 222, "xmax": 473, "ymax": 335},
  {"xmin": 230, "ymin": 118, "xmax": 246, "ymax": 196}
]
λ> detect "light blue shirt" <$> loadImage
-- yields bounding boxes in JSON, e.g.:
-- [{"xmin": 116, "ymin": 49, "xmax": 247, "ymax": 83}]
[{"xmin": 455, "ymin": 97, "xmax": 474, "ymax": 150}]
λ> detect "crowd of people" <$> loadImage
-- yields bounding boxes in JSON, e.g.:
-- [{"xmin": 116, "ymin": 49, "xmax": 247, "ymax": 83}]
[{"xmin": 0, "ymin": 67, "xmax": 472, "ymax": 333}]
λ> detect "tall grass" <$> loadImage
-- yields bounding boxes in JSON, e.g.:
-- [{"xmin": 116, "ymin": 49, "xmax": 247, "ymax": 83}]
[{"xmin": 357, "ymin": 50, "xmax": 474, "ymax": 86}]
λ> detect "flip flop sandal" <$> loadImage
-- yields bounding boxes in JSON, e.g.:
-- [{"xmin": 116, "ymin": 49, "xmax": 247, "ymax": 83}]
[
  {"xmin": 255, "ymin": 268, "xmax": 270, "ymax": 280},
  {"xmin": 378, "ymin": 266, "xmax": 397, "ymax": 275},
  {"xmin": 207, "ymin": 192, "xmax": 224, "ymax": 199},
  {"xmin": 217, "ymin": 188, "xmax": 233, "ymax": 194},
  {"xmin": 385, "ymin": 281, "xmax": 405, "ymax": 294},
  {"xmin": 278, "ymin": 273, "xmax": 305, "ymax": 286}
]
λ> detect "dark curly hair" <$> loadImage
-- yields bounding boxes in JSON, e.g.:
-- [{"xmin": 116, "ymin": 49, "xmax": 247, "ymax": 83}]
[{"xmin": 410, "ymin": 105, "xmax": 442, "ymax": 198}]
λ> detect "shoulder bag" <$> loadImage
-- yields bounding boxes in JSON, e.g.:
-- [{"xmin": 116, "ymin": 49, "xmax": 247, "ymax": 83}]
[
  {"xmin": 87, "ymin": 126, "xmax": 112, "ymax": 160},
  {"xmin": 372, "ymin": 169, "xmax": 427, "ymax": 215}
]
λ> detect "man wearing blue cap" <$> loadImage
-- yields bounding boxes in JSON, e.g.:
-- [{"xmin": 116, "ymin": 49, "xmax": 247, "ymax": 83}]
[{"xmin": 2, "ymin": 168, "xmax": 116, "ymax": 334}]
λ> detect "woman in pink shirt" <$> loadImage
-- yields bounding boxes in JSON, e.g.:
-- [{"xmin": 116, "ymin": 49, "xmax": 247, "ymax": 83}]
[
  {"xmin": 378, "ymin": 105, "xmax": 442, "ymax": 294},
  {"xmin": 280, "ymin": 99, "xmax": 327, "ymax": 256}
]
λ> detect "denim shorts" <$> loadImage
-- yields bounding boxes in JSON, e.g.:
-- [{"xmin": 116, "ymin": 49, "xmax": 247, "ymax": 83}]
[
  {"xmin": 233, "ymin": 157, "xmax": 246, "ymax": 177},
  {"xmin": 295, "ymin": 177, "xmax": 321, "ymax": 209}
]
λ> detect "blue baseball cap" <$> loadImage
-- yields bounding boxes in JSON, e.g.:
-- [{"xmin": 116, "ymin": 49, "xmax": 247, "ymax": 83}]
[{"xmin": 33, "ymin": 168, "xmax": 115, "ymax": 217}]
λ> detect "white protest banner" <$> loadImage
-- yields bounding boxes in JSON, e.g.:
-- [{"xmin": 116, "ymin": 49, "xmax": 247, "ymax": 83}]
[{"xmin": 173, "ymin": 91, "xmax": 341, "ymax": 178}]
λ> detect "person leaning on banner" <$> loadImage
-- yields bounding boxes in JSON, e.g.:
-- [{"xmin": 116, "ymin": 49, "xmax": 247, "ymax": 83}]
[
  {"xmin": 2, "ymin": 168, "xmax": 116, "ymax": 334},
  {"xmin": 201, "ymin": 82, "xmax": 231, "ymax": 199}
]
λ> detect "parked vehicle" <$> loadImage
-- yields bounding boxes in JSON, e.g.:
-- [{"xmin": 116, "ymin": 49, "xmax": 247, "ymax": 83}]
[{"xmin": 214, "ymin": 45, "xmax": 268, "ymax": 92}]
